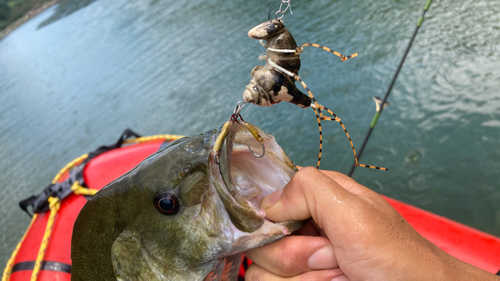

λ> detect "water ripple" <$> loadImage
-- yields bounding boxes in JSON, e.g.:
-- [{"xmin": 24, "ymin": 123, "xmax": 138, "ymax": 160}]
[{"xmin": 1, "ymin": 0, "xmax": 500, "ymax": 267}]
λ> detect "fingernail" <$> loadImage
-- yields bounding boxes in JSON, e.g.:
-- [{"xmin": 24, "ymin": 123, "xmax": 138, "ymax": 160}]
[
  {"xmin": 260, "ymin": 189, "xmax": 283, "ymax": 209},
  {"xmin": 277, "ymin": 225, "xmax": 290, "ymax": 235},
  {"xmin": 308, "ymin": 245, "xmax": 336, "ymax": 270},
  {"xmin": 258, "ymin": 209, "xmax": 266, "ymax": 218}
]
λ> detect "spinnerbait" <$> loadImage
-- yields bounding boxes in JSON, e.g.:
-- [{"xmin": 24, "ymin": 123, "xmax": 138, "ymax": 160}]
[{"xmin": 242, "ymin": 19, "xmax": 387, "ymax": 171}]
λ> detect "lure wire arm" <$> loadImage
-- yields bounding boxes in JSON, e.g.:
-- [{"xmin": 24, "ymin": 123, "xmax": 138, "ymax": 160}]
[
  {"xmin": 297, "ymin": 43, "xmax": 358, "ymax": 61},
  {"xmin": 265, "ymin": 43, "xmax": 358, "ymax": 62},
  {"xmin": 268, "ymin": 58, "xmax": 387, "ymax": 170}
]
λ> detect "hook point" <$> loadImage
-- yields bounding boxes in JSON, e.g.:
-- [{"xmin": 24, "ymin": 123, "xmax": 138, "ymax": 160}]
[{"xmin": 248, "ymin": 142, "xmax": 266, "ymax": 158}]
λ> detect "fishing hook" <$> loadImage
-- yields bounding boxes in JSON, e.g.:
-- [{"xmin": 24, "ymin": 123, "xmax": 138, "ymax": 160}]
[
  {"xmin": 232, "ymin": 102, "xmax": 266, "ymax": 158},
  {"xmin": 215, "ymin": 102, "xmax": 266, "ymax": 162},
  {"xmin": 247, "ymin": 142, "xmax": 266, "ymax": 158}
]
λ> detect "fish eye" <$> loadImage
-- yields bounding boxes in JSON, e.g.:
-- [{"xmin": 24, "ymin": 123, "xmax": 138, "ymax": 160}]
[
  {"xmin": 252, "ymin": 86, "xmax": 258, "ymax": 92},
  {"xmin": 154, "ymin": 192, "xmax": 180, "ymax": 215}
]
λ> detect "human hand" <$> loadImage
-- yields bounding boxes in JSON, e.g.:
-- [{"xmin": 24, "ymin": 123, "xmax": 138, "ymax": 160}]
[{"xmin": 244, "ymin": 167, "xmax": 499, "ymax": 280}]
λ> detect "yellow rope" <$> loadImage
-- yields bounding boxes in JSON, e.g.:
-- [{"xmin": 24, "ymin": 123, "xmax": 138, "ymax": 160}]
[
  {"xmin": 71, "ymin": 181, "xmax": 98, "ymax": 196},
  {"xmin": 30, "ymin": 197, "xmax": 60, "ymax": 281},
  {"xmin": 3, "ymin": 134, "xmax": 180, "ymax": 281},
  {"xmin": 2, "ymin": 214, "xmax": 38, "ymax": 281},
  {"xmin": 50, "ymin": 135, "xmax": 182, "ymax": 184},
  {"xmin": 52, "ymin": 153, "xmax": 88, "ymax": 184}
]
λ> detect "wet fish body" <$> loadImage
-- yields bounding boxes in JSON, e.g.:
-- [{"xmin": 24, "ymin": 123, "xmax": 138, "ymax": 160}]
[{"xmin": 71, "ymin": 122, "xmax": 304, "ymax": 280}]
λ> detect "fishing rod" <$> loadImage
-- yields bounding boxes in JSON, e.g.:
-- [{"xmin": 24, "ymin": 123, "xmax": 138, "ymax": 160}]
[{"xmin": 348, "ymin": 0, "xmax": 433, "ymax": 177}]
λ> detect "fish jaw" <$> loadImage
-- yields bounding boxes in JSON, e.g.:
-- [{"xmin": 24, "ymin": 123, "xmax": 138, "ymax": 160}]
[{"xmin": 210, "ymin": 121, "xmax": 305, "ymax": 253}]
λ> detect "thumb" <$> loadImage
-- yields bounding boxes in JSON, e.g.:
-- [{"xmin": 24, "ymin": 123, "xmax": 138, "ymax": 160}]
[{"xmin": 260, "ymin": 167, "xmax": 357, "ymax": 231}]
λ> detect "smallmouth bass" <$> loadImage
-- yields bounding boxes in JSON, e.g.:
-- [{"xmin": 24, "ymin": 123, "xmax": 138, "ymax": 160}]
[{"xmin": 71, "ymin": 122, "xmax": 305, "ymax": 280}]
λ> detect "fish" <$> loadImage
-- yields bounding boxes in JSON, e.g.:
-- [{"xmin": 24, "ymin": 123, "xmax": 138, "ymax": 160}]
[{"xmin": 71, "ymin": 121, "xmax": 305, "ymax": 280}]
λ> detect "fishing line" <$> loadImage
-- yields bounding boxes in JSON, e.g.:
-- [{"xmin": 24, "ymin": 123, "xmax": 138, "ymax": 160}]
[
  {"xmin": 266, "ymin": 0, "xmax": 281, "ymax": 20},
  {"xmin": 348, "ymin": 0, "xmax": 433, "ymax": 177},
  {"xmin": 264, "ymin": 0, "xmax": 292, "ymax": 20}
]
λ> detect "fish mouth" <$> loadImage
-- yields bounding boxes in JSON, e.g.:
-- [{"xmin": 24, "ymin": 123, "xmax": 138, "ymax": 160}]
[{"xmin": 215, "ymin": 121, "xmax": 297, "ymax": 233}]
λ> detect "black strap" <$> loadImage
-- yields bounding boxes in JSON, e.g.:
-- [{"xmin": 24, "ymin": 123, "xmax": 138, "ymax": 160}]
[
  {"xmin": 19, "ymin": 129, "xmax": 142, "ymax": 217},
  {"xmin": 19, "ymin": 163, "xmax": 85, "ymax": 217},
  {"xmin": 12, "ymin": 261, "xmax": 71, "ymax": 274},
  {"xmin": 87, "ymin": 129, "xmax": 141, "ymax": 159},
  {"xmin": 243, "ymin": 257, "xmax": 249, "ymax": 270},
  {"xmin": 18, "ymin": 196, "xmax": 39, "ymax": 217},
  {"xmin": 496, "ymin": 269, "xmax": 500, "ymax": 276}
]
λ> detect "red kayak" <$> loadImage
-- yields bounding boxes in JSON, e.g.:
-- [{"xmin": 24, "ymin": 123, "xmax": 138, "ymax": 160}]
[{"xmin": 3, "ymin": 132, "xmax": 500, "ymax": 280}]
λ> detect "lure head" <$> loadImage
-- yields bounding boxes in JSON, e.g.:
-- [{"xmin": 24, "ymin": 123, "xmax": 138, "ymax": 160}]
[
  {"xmin": 248, "ymin": 19, "xmax": 286, "ymax": 40},
  {"xmin": 243, "ymin": 66, "xmax": 281, "ymax": 107},
  {"xmin": 243, "ymin": 66, "xmax": 311, "ymax": 108}
]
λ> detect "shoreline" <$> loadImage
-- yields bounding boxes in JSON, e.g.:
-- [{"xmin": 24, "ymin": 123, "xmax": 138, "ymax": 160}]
[{"xmin": 0, "ymin": 0, "xmax": 59, "ymax": 40}]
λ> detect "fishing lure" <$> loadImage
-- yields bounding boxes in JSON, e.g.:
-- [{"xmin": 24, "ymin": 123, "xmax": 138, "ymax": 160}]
[{"xmin": 242, "ymin": 19, "xmax": 387, "ymax": 171}]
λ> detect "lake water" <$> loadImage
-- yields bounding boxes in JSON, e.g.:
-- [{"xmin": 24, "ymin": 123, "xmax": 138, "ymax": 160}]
[{"xmin": 1, "ymin": 0, "xmax": 499, "ymax": 267}]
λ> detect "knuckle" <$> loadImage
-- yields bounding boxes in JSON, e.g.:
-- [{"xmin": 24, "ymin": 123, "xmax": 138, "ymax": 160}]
[
  {"xmin": 299, "ymin": 166, "xmax": 320, "ymax": 177},
  {"xmin": 295, "ymin": 167, "xmax": 320, "ymax": 187},
  {"xmin": 273, "ymin": 238, "xmax": 303, "ymax": 274}
]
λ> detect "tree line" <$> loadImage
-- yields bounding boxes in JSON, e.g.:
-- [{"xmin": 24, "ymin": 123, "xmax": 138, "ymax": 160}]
[{"xmin": 0, "ymin": 0, "xmax": 53, "ymax": 31}]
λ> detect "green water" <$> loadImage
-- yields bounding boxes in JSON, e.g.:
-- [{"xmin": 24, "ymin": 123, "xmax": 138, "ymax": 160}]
[{"xmin": 0, "ymin": 0, "xmax": 499, "ymax": 267}]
